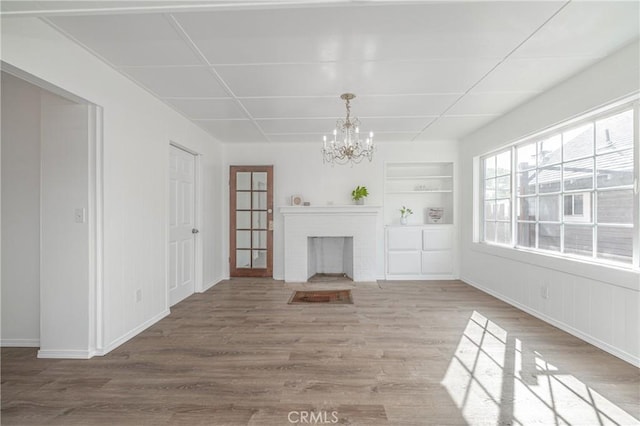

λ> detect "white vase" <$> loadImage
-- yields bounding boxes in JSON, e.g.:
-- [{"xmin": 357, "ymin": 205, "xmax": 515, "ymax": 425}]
[
  {"xmin": 400, "ymin": 216, "xmax": 408, "ymax": 225},
  {"xmin": 355, "ymin": 199, "xmax": 364, "ymax": 205}
]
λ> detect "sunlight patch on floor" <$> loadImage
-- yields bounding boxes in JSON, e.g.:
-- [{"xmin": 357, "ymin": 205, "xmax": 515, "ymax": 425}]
[{"xmin": 441, "ymin": 311, "xmax": 638, "ymax": 425}]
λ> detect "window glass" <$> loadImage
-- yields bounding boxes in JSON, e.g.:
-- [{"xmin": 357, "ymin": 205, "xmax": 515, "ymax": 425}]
[{"xmin": 480, "ymin": 105, "xmax": 636, "ymax": 267}]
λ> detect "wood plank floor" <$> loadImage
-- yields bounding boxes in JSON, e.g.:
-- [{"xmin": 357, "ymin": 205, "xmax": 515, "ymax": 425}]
[{"xmin": 2, "ymin": 279, "xmax": 639, "ymax": 425}]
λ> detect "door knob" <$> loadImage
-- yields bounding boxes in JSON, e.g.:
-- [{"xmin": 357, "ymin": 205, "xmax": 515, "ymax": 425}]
[{"xmin": 192, "ymin": 228, "xmax": 199, "ymax": 234}]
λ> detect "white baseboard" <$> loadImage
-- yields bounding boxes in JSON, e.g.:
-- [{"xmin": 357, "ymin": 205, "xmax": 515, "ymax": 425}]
[
  {"xmin": 461, "ymin": 276, "xmax": 640, "ymax": 368},
  {"xmin": 38, "ymin": 349, "xmax": 94, "ymax": 359},
  {"xmin": 97, "ymin": 309, "xmax": 170, "ymax": 356},
  {"xmin": 202, "ymin": 276, "xmax": 225, "ymax": 292},
  {"xmin": 1, "ymin": 338, "xmax": 40, "ymax": 347}
]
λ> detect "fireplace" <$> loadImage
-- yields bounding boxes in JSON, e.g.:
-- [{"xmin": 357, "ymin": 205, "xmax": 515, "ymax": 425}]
[
  {"xmin": 307, "ymin": 236, "xmax": 354, "ymax": 280},
  {"xmin": 280, "ymin": 205, "xmax": 380, "ymax": 282}
]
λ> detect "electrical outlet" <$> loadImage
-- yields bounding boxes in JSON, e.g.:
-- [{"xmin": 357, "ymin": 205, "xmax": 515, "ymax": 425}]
[
  {"xmin": 74, "ymin": 208, "xmax": 86, "ymax": 223},
  {"xmin": 541, "ymin": 284, "xmax": 549, "ymax": 299},
  {"xmin": 135, "ymin": 289, "xmax": 142, "ymax": 303}
]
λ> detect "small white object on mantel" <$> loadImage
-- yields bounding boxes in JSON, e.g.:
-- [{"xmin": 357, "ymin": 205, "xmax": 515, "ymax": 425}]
[{"xmin": 280, "ymin": 205, "xmax": 382, "ymax": 282}]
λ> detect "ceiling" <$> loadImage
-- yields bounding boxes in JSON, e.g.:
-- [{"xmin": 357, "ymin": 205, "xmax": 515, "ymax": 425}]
[{"xmin": 2, "ymin": 1, "xmax": 639, "ymax": 144}]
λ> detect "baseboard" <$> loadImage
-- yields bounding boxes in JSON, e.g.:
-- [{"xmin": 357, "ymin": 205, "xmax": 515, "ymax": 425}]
[
  {"xmin": 37, "ymin": 349, "xmax": 94, "ymax": 359},
  {"xmin": 97, "ymin": 309, "xmax": 170, "ymax": 356},
  {"xmin": 202, "ymin": 276, "xmax": 224, "ymax": 292},
  {"xmin": 461, "ymin": 275, "xmax": 640, "ymax": 368},
  {"xmin": 1, "ymin": 338, "xmax": 40, "ymax": 347}
]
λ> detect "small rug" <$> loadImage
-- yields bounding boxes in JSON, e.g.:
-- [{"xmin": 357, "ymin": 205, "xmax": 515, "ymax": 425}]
[{"xmin": 288, "ymin": 290, "xmax": 353, "ymax": 305}]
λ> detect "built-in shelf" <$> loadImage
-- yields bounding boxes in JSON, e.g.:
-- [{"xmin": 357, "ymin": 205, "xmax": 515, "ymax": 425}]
[
  {"xmin": 385, "ymin": 190, "xmax": 453, "ymax": 194},
  {"xmin": 386, "ymin": 175, "xmax": 453, "ymax": 180},
  {"xmin": 384, "ymin": 162, "xmax": 454, "ymax": 226}
]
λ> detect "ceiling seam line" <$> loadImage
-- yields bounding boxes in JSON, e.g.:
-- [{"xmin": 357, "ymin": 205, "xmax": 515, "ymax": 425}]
[
  {"xmin": 412, "ymin": 0, "xmax": 573, "ymax": 142},
  {"xmin": 37, "ymin": 17, "xmax": 228, "ymax": 142},
  {"xmin": 165, "ymin": 13, "xmax": 273, "ymax": 143}
]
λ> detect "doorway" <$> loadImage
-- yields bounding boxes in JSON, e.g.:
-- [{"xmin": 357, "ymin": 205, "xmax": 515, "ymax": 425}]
[
  {"xmin": 168, "ymin": 145, "xmax": 197, "ymax": 306},
  {"xmin": 229, "ymin": 166, "xmax": 274, "ymax": 277}
]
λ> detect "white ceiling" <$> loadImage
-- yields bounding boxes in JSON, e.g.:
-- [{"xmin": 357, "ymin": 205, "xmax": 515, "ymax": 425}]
[{"xmin": 3, "ymin": 1, "xmax": 639, "ymax": 144}]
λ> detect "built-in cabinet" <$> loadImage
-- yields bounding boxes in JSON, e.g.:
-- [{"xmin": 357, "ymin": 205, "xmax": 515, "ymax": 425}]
[
  {"xmin": 386, "ymin": 225, "xmax": 455, "ymax": 279},
  {"xmin": 384, "ymin": 162, "xmax": 456, "ymax": 279}
]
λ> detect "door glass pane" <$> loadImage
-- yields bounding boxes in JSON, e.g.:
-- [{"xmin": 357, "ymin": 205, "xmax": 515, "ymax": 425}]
[
  {"xmin": 597, "ymin": 226, "xmax": 632, "ymax": 264},
  {"xmin": 539, "ymin": 224, "xmax": 560, "ymax": 251},
  {"xmin": 539, "ymin": 195, "xmax": 560, "ymax": 222},
  {"xmin": 236, "ymin": 191, "xmax": 251, "ymax": 210},
  {"xmin": 253, "ymin": 211, "xmax": 267, "ymax": 229},
  {"xmin": 236, "ymin": 250, "xmax": 251, "ymax": 268},
  {"xmin": 253, "ymin": 250, "xmax": 267, "ymax": 268},
  {"xmin": 596, "ymin": 110, "xmax": 633, "ymax": 153},
  {"xmin": 517, "ymin": 222, "xmax": 536, "ymax": 248},
  {"xmin": 236, "ymin": 231, "xmax": 251, "ymax": 249},
  {"xmin": 253, "ymin": 231, "xmax": 267, "ymax": 249},
  {"xmin": 564, "ymin": 158, "xmax": 593, "ymax": 191},
  {"xmin": 563, "ymin": 123, "xmax": 593, "ymax": 161},
  {"xmin": 253, "ymin": 172, "xmax": 267, "ymax": 191},
  {"xmin": 253, "ymin": 192, "xmax": 267, "ymax": 210},
  {"xmin": 237, "ymin": 172, "xmax": 251, "ymax": 190},
  {"xmin": 597, "ymin": 190, "xmax": 633, "ymax": 224},
  {"xmin": 596, "ymin": 149, "xmax": 633, "ymax": 188},
  {"xmin": 564, "ymin": 225, "xmax": 592, "ymax": 257},
  {"xmin": 236, "ymin": 211, "xmax": 251, "ymax": 229}
]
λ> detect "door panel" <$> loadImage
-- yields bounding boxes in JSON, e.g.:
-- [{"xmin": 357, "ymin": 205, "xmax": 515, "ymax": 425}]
[
  {"xmin": 169, "ymin": 146, "xmax": 196, "ymax": 306},
  {"xmin": 230, "ymin": 165, "xmax": 273, "ymax": 277}
]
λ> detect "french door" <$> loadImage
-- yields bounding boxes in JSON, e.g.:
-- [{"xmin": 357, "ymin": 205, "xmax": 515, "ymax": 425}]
[{"xmin": 230, "ymin": 166, "xmax": 274, "ymax": 277}]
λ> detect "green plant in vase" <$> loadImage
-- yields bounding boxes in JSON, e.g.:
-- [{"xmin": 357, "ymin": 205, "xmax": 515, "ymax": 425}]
[
  {"xmin": 351, "ymin": 186, "xmax": 369, "ymax": 205},
  {"xmin": 400, "ymin": 205, "xmax": 413, "ymax": 225}
]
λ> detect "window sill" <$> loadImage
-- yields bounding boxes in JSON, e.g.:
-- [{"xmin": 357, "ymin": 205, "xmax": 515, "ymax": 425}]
[{"xmin": 470, "ymin": 242, "xmax": 639, "ymax": 291}]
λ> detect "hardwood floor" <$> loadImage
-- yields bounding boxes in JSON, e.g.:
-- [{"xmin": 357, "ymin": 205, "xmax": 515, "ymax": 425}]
[{"xmin": 2, "ymin": 279, "xmax": 639, "ymax": 425}]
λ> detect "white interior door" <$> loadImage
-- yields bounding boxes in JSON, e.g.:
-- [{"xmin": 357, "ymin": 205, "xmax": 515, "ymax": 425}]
[{"xmin": 169, "ymin": 145, "xmax": 196, "ymax": 306}]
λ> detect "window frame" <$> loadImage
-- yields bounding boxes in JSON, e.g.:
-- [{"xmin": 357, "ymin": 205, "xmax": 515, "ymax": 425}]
[{"xmin": 479, "ymin": 98, "xmax": 639, "ymax": 270}]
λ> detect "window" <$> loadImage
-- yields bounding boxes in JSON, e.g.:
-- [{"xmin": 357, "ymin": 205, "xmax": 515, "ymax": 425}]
[
  {"xmin": 482, "ymin": 150, "xmax": 512, "ymax": 245},
  {"xmin": 480, "ymin": 103, "xmax": 638, "ymax": 268}
]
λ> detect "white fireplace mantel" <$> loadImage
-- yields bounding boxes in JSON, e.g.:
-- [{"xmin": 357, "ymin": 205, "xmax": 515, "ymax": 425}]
[
  {"xmin": 279, "ymin": 205, "xmax": 382, "ymax": 215},
  {"xmin": 280, "ymin": 205, "xmax": 381, "ymax": 282}
]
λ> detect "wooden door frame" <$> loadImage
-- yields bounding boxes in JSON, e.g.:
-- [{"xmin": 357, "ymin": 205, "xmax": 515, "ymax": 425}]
[{"xmin": 230, "ymin": 165, "xmax": 274, "ymax": 277}]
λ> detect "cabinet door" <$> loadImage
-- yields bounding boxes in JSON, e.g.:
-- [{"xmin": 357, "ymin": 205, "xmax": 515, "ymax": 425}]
[
  {"xmin": 422, "ymin": 227, "xmax": 452, "ymax": 251},
  {"xmin": 421, "ymin": 251, "xmax": 453, "ymax": 274},
  {"xmin": 388, "ymin": 227, "xmax": 421, "ymax": 250},
  {"xmin": 388, "ymin": 251, "xmax": 421, "ymax": 274}
]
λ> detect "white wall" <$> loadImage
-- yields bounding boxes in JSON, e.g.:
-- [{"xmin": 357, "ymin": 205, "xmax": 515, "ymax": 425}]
[
  {"xmin": 459, "ymin": 41, "xmax": 640, "ymax": 366},
  {"xmin": 39, "ymin": 91, "xmax": 92, "ymax": 356},
  {"xmin": 224, "ymin": 140, "xmax": 458, "ymax": 280},
  {"xmin": 1, "ymin": 17, "xmax": 225, "ymax": 356},
  {"xmin": 1, "ymin": 73, "xmax": 41, "ymax": 346}
]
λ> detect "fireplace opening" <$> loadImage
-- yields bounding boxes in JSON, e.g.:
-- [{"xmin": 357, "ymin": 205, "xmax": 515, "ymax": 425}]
[{"xmin": 307, "ymin": 236, "xmax": 354, "ymax": 281}]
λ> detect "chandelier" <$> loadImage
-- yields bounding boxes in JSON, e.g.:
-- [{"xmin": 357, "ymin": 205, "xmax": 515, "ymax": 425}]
[{"xmin": 322, "ymin": 93, "xmax": 374, "ymax": 165}]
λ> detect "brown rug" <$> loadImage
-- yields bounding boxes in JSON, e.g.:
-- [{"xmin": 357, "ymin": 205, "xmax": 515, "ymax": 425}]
[{"xmin": 288, "ymin": 290, "xmax": 353, "ymax": 304}]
